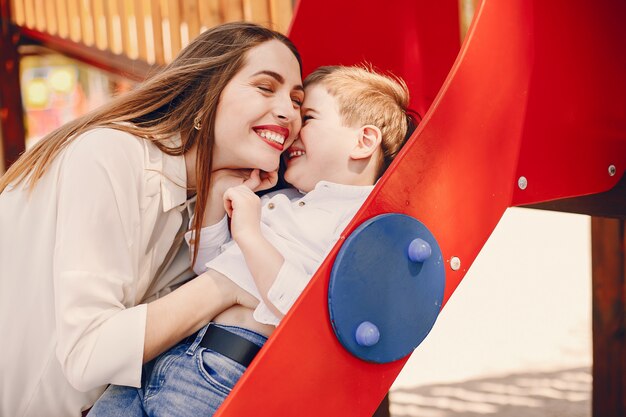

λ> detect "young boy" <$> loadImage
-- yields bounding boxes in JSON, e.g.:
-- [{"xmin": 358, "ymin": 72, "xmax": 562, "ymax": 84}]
[{"xmin": 89, "ymin": 65, "xmax": 416, "ymax": 417}]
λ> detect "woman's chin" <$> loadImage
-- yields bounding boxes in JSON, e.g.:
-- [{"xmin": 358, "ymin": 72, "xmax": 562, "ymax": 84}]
[
  {"xmin": 258, "ymin": 161, "xmax": 279, "ymax": 173},
  {"xmin": 241, "ymin": 153, "xmax": 279, "ymax": 173}
]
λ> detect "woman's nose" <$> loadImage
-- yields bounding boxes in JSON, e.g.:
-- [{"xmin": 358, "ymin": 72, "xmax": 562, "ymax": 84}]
[{"xmin": 274, "ymin": 96, "xmax": 299, "ymax": 123}]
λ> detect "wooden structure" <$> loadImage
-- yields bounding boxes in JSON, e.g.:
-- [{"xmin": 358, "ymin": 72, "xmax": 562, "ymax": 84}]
[
  {"xmin": 10, "ymin": 0, "xmax": 292, "ymax": 65},
  {"xmin": 0, "ymin": 1, "xmax": 624, "ymax": 416},
  {"xmin": 591, "ymin": 216, "xmax": 625, "ymax": 415}
]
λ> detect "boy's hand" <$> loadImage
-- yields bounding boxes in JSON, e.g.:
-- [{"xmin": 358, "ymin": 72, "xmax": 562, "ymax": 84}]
[{"xmin": 223, "ymin": 184, "xmax": 262, "ymax": 241}]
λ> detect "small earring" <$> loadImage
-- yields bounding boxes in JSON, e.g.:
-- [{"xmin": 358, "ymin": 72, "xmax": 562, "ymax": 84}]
[{"xmin": 193, "ymin": 116, "xmax": 202, "ymax": 131}]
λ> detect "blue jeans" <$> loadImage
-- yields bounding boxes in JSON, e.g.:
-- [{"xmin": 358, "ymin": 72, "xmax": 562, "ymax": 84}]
[{"xmin": 88, "ymin": 324, "xmax": 267, "ymax": 417}]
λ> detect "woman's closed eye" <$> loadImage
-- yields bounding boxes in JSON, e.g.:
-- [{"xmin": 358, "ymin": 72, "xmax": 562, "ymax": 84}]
[
  {"xmin": 256, "ymin": 83, "xmax": 302, "ymax": 108},
  {"xmin": 302, "ymin": 114, "xmax": 313, "ymax": 124},
  {"xmin": 291, "ymin": 96, "xmax": 303, "ymax": 107},
  {"xmin": 257, "ymin": 84, "xmax": 274, "ymax": 93}
]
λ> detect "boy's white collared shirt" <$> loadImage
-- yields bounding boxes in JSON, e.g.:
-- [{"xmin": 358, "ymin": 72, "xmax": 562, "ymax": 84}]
[{"xmin": 188, "ymin": 181, "xmax": 374, "ymax": 325}]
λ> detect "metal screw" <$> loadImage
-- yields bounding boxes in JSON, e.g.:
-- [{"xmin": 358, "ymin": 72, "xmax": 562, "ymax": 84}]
[
  {"xmin": 608, "ymin": 165, "xmax": 616, "ymax": 176},
  {"xmin": 518, "ymin": 176, "xmax": 528, "ymax": 190},
  {"xmin": 450, "ymin": 257, "xmax": 461, "ymax": 271}
]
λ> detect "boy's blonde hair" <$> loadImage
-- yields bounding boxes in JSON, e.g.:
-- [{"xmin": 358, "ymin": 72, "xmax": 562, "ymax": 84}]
[{"xmin": 304, "ymin": 65, "xmax": 416, "ymax": 178}]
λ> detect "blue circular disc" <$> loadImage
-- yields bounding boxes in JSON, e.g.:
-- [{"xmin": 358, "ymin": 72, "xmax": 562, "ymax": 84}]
[{"xmin": 328, "ymin": 213, "xmax": 445, "ymax": 363}]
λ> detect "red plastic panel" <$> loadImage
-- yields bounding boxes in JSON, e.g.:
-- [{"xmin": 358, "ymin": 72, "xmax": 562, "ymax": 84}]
[
  {"xmin": 511, "ymin": 2, "xmax": 626, "ymax": 205},
  {"xmin": 216, "ymin": 1, "xmax": 626, "ymax": 416},
  {"xmin": 288, "ymin": 0, "xmax": 461, "ymax": 116}
]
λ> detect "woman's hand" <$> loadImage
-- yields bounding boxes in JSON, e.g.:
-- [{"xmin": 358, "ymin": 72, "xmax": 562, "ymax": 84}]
[
  {"xmin": 199, "ymin": 270, "xmax": 259, "ymax": 310},
  {"xmin": 212, "ymin": 168, "xmax": 277, "ymax": 194},
  {"xmin": 202, "ymin": 169, "xmax": 275, "ymax": 227},
  {"xmin": 144, "ymin": 269, "xmax": 258, "ymax": 362},
  {"xmin": 223, "ymin": 184, "xmax": 262, "ymax": 242},
  {"xmin": 249, "ymin": 168, "xmax": 278, "ymax": 192}
]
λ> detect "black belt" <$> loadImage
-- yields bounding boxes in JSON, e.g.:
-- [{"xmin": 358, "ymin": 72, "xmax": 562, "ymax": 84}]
[{"xmin": 199, "ymin": 324, "xmax": 262, "ymax": 368}]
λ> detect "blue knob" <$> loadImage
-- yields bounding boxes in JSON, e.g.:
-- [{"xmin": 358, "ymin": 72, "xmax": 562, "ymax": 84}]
[
  {"xmin": 408, "ymin": 238, "xmax": 432, "ymax": 262},
  {"xmin": 355, "ymin": 321, "xmax": 380, "ymax": 347}
]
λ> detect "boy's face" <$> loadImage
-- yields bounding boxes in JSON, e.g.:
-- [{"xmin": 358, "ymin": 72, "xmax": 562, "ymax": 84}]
[{"xmin": 283, "ymin": 84, "xmax": 358, "ymax": 192}]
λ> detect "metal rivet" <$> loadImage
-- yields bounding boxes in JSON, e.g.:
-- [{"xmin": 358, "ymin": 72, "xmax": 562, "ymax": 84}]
[
  {"xmin": 299, "ymin": 201, "xmax": 305, "ymax": 207},
  {"xmin": 268, "ymin": 203, "xmax": 275, "ymax": 209},
  {"xmin": 355, "ymin": 321, "xmax": 380, "ymax": 347},
  {"xmin": 518, "ymin": 176, "xmax": 528, "ymax": 190},
  {"xmin": 608, "ymin": 165, "xmax": 616, "ymax": 176},
  {"xmin": 450, "ymin": 257, "xmax": 461, "ymax": 271}
]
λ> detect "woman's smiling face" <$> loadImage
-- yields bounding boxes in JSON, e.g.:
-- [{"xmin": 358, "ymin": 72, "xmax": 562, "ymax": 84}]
[{"xmin": 212, "ymin": 40, "xmax": 304, "ymax": 173}]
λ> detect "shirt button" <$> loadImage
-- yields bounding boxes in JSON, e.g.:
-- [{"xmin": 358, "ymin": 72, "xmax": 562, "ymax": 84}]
[
  {"xmin": 298, "ymin": 201, "xmax": 305, "ymax": 207},
  {"xmin": 268, "ymin": 203, "xmax": 275, "ymax": 210}
]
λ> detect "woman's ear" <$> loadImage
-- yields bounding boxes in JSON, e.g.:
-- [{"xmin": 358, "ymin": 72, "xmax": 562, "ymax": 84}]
[{"xmin": 350, "ymin": 125, "xmax": 382, "ymax": 160}]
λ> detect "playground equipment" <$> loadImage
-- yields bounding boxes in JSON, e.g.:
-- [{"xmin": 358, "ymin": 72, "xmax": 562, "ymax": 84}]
[{"xmin": 213, "ymin": 0, "xmax": 626, "ymax": 416}]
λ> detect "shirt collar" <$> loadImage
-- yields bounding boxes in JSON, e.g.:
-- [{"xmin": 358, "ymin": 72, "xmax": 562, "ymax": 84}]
[{"xmin": 306, "ymin": 180, "xmax": 375, "ymax": 199}]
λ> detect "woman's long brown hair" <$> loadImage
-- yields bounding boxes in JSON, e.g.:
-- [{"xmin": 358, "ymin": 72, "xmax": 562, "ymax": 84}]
[{"xmin": 0, "ymin": 22, "xmax": 302, "ymax": 265}]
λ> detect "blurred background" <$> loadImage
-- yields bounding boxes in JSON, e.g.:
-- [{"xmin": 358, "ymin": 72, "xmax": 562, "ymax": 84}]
[{"xmin": 1, "ymin": 0, "xmax": 294, "ymax": 157}]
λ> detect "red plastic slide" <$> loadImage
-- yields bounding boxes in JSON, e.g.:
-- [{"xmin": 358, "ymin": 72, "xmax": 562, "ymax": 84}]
[{"xmin": 216, "ymin": 1, "xmax": 626, "ymax": 415}]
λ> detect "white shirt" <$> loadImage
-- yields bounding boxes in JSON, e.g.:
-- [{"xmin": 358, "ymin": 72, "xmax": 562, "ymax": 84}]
[
  {"xmin": 188, "ymin": 181, "xmax": 373, "ymax": 325},
  {"xmin": 0, "ymin": 128, "xmax": 195, "ymax": 417}
]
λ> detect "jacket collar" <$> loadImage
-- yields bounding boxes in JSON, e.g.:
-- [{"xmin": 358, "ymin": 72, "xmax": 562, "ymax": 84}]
[{"xmin": 143, "ymin": 134, "xmax": 188, "ymax": 212}]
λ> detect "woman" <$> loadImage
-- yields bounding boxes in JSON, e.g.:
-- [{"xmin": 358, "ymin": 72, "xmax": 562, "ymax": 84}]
[{"xmin": 0, "ymin": 22, "xmax": 303, "ymax": 417}]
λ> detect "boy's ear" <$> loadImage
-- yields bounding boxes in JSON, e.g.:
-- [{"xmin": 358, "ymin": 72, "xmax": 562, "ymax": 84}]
[{"xmin": 350, "ymin": 125, "xmax": 382, "ymax": 160}]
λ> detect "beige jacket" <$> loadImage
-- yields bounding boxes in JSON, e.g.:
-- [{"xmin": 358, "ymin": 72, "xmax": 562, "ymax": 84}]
[{"xmin": 0, "ymin": 128, "xmax": 194, "ymax": 417}]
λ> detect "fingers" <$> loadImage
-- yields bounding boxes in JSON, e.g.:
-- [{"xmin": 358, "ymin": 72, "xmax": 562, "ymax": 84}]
[
  {"xmin": 258, "ymin": 170, "xmax": 279, "ymax": 191},
  {"xmin": 241, "ymin": 169, "xmax": 279, "ymax": 192},
  {"xmin": 236, "ymin": 289, "xmax": 259, "ymax": 309},
  {"xmin": 223, "ymin": 189, "xmax": 234, "ymax": 217},
  {"xmin": 242, "ymin": 169, "xmax": 262, "ymax": 190}
]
